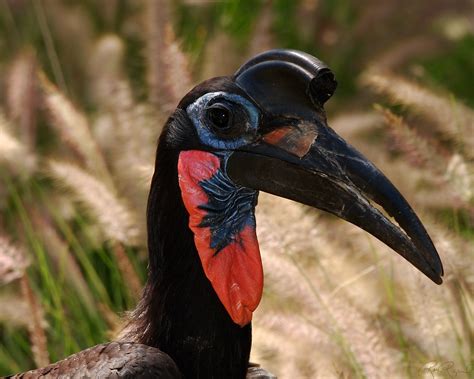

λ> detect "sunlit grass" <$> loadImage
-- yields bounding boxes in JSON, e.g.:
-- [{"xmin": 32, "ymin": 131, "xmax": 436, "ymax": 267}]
[{"xmin": 0, "ymin": 1, "xmax": 473, "ymax": 378}]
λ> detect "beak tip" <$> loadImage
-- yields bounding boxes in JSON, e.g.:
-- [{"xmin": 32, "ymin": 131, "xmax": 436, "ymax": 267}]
[
  {"xmin": 426, "ymin": 260, "xmax": 444, "ymax": 285},
  {"xmin": 430, "ymin": 249, "xmax": 444, "ymax": 284},
  {"xmin": 420, "ymin": 249, "xmax": 444, "ymax": 285}
]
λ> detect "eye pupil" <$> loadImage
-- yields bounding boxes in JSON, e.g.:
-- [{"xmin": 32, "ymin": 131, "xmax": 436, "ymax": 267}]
[{"xmin": 208, "ymin": 106, "xmax": 230, "ymax": 129}]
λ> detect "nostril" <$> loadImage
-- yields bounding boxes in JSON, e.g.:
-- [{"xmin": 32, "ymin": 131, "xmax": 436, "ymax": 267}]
[{"xmin": 309, "ymin": 69, "xmax": 337, "ymax": 106}]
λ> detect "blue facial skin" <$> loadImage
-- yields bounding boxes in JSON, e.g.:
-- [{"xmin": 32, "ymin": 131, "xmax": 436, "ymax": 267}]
[
  {"xmin": 186, "ymin": 93, "xmax": 260, "ymax": 254},
  {"xmin": 186, "ymin": 92, "xmax": 260, "ymax": 150}
]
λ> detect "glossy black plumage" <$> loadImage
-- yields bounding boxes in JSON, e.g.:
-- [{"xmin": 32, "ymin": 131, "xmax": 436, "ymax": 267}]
[{"xmin": 122, "ymin": 130, "xmax": 253, "ymax": 378}]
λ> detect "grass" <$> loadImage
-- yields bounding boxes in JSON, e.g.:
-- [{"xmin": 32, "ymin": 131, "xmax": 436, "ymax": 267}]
[{"xmin": 0, "ymin": 1, "xmax": 473, "ymax": 378}]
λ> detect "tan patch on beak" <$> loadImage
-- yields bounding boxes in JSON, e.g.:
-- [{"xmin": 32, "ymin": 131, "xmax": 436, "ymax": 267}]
[{"xmin": 262, "ymin": 121, "xmax": 318, "ymax": 158}]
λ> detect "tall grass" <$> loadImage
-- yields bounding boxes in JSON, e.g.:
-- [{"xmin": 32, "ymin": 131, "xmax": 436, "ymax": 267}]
[{"xmin": 0, "ymin": 1, "xmax": 472, "ymax": 378}]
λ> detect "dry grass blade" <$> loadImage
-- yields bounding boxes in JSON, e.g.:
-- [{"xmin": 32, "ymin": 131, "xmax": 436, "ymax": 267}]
[
  {"xmin": 376, "ymin": 105, "xmax": 474, "ymax": 204},
  {"xmin": 6, "ymin": 50, "xmax": 39, "ymax": 148},
  {"xmin": 252, "ymin": 324, "xmax": 333, "ymax": 378},
  {"xmin": 162, "ymin": 25, "xmax": 194, "ymax": 107},
  {"xmin": 0, "ymin": 234, "xmax": 30, "ymax": 286},
  {"xmin": 146, "ymin": 0, "xmax": 169, "ymax": 108},
  {"xmin": 30, "ymin": 209, "xmax": 95, "ymax": 310},
  {"xmin": 375, "ymin": 104, "xmax": 443, "ymax": 168},
  {"xmin": 146, "ymin": 0, "xmax": 193, "ymax": 110},
  {"xmin": 113, "ymin": 243, "xmax": 142, "ymax": 299},
  {"xmin": 200, "ymin": 33, "xmax": 239, "ymax": 79},
  {"xmin": 97, "ymin": 302, "xmax": 123, "ymax": 340},
  {"xmin": 19, "ymin": 275, "xmax": 50, "ymax": 368},
  {"xmin": 0, "ymin": 236, "xmax": 48, "ymax": 367},
  {"xmin": 103, "ymin": 80, "xmax": 157, "ymax": 172},
  {"xmin": 328, "ymin": 298, "xmax": 402, "ymax": 379},
  {"xmin": 0, "ymin": 113, "xmax": 37, "ymax": 175},
  {"xmin": 397, "ymin": 267, "xmax": 468, "ymax": 362},
  {"xmin": 361, "ymin": 70, "xmax": 474, "ymax": 155},
  {"xmin": 92, "ymin": 78, "xmax": 157, "ymax": 237},
  {"xmin": 255, "ymin": 194, "xmax": 402, "ymax": 378},
  {"xmin": 39, "ymin": 73, "xmax": 112, "ymax": 184},
  {"xmin": 248, "ymin": 0, "xmax": 275, "ymax": 56},
  {"xmin": 444, "ymin": 154, "xmax": 473, "ymax": 203},
  {"xmin": 255, "ymin": 311, "xmax": 332, "ymax": 352},
  {"xmin": 48, "ymin": 160, "xmax": 139, "ymax": 245},
  {"xmin": 48, "ymin": 161, "xmax": 142, "ymax": 296},
  {"xmin": 88, "ymin": 34, "xmax": 125, "ymax": 108}
]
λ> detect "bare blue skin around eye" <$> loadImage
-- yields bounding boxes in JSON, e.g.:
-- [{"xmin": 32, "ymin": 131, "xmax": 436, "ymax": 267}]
[{"xmin": 186, "ymin": 92, "xmax": 260, "ymax": 150}]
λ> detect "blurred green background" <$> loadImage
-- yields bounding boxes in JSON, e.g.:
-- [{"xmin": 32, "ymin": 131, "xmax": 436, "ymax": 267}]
[{"xmin": 0, "ymin": 0, "xmax": 473, "ymax": 377}]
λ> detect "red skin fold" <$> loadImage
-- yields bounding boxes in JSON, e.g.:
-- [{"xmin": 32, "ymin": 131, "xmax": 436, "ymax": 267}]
[
  {"xmin": 263, "ymin": 123, "xmax": 318, "ymax": 158},
  {"xmin": 178, "ymin": 150, "xmax": 263, "ymax": 327}
]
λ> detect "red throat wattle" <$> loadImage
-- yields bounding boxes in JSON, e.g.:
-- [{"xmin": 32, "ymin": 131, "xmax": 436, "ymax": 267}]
[{"xmin": 178, "ymin": 150, "xmax": 263, "ymax": 327}]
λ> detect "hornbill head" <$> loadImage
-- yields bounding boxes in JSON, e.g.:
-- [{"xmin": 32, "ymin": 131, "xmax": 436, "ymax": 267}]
[{"xmin": 164, "ymin": 49, "xmax": 443, "ymax": 327}]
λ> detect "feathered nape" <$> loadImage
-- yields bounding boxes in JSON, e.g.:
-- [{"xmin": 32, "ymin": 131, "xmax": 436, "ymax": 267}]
[{"xmin": 122, "ymin": 111, "xmax": 252, "ymax": 379}]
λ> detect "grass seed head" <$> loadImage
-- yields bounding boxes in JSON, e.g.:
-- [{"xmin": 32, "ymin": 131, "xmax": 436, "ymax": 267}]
[
  {"xmin": 0, "ymin": 235, "xmax": 30, "ymax": 286},
  {"xmin": 48, "ymin": 160, "xmax": 139, "ymax": 245}
]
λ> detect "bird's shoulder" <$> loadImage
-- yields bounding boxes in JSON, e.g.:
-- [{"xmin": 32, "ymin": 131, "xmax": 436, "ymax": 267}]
[{"xmin": 7, "ymin": 341, "xmax": 182, "ymax": 379}]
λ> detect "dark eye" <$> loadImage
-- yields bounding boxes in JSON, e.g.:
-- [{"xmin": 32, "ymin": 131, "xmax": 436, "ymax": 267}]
[
  {"xmin": 207, "ymin": 104, "xmax": 231, "ymax": 130},
  {"xmin": 204, "ymin": 99, "xmax": 250, "ymax": 139}
]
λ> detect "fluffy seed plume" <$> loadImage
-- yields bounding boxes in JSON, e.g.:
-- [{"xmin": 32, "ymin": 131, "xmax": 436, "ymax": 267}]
[
  {"xmin": 0, "ymin": 234, "xmax": 30, "ymax": 286},
  {"xmin": 146, "ymin": 0, "xmax": 169, "ymax": 108},
  {"xmin": 48, "ymin": 160, "xmax": 139, "ymax": 245},
  {"xmin": 375, "ymin": 104, "xmax": 442, "ymax": 168},
  {"xmin": 162, "ymin": 26, "xmax": 194, "ymax": 106},
  {"xmin": 200, "ymin": 33, "xmax": 239, "ymax": 79},
  {"xmin": 39, "ymin": 73, "xmax": 112, "ymax": 183},
  {"xmin": 252, "ymin": 324, "xmax": 333, "ymax": 378},
  {"xmin": 0, "ymin": 236, "xmax": 49, "ymax": 368},
  {"xmin": 445, "ymin": 154, "xmax": 473, "ymax": 202},
  {"xmin": 112, "ymin": 243, "xmax": 142, "ymax": 299},
  {"xmin": 48, "ymin": 161, "xmax": 142, "ymax": 292},
  {"xmin": 94, "ymin": 79, "xmax": 157, "ymax": 235},
  {"xmin": 255, "ymin": 194, "xmax": 402, "ymax": 378},
  {"xmin": 20, "ymin": 275, "xmax": 50, "ymax": 368},
  {"xmin": 377, "ymin": 105, "xmax": 474, "ymax": 204},
  {"xmin": 88, "ymin": 34, "xmax": 125, "ymax": 108},
  {"xmin": 0, "ymin": 113, "xmax": 37, "ymax": 175},
  {"xmin": 6, "ymin": 50, "xmax": 39, "ymax": 148},
  {"xmin": 146, "ymin": 0, "xmax": 193, "ymax": 110},
  {"xmin": 361, "ymin": 71, "xmax": 474, "ymax": 154},
  {"xmin": 103, "ymin": 80, "xmax": 157, "ymax": 171},
  {"xmin": 248, "ymin": 0, "xmax": 275, "ymax": 56}
]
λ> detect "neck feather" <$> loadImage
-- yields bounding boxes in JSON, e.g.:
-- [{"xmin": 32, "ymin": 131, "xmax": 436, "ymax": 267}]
[{"xmin": 123, "ymin": 132, "xmax": 251, "ymax": 379}]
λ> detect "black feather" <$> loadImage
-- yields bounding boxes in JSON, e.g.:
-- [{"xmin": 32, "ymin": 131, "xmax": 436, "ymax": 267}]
[{"xmin": 123, "ymin": 115, "xmax": 252, "ymax": 379}]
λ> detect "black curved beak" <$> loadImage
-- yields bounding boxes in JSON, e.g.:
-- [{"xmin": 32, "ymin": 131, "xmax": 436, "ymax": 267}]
[{"xmin": 227, "ymin": 49, "xmax": 443, "ymax": 284}]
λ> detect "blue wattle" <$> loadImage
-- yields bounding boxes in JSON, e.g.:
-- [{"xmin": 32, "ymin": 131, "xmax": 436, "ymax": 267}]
[{"xmin": 198, "ymin": 153, "xmax": 258, "ymax": 255}]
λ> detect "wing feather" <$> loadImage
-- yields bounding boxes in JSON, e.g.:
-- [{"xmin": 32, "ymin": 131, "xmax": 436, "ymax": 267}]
[{"xmin": 7, "ymin": 342, "xmax": 182, "ymax": 378}]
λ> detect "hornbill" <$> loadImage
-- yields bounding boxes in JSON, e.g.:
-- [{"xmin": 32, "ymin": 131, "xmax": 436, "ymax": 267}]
[{"xmin": 8, "ymin": 49, "xmax": 443, "ymax": 379}]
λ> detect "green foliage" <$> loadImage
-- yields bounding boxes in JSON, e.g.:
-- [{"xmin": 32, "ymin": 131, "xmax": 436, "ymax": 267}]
[
  {"xmin": 0, "ymin": 1, "xmax": 472, "ymax": 377},
  {"xmin": 421, "ymin": 35, "xmax": 474, "ymax": 107}
]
